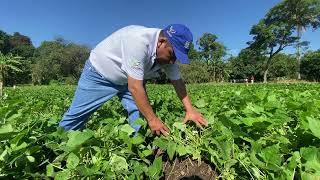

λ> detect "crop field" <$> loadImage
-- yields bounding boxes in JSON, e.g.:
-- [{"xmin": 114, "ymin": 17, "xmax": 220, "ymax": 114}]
[{"xmin": 0, "ymin": 83, "xmax": 320, "ymax": 180}]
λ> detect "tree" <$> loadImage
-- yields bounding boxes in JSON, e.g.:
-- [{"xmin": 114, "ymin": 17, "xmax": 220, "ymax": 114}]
[
  {"xmin": 180, "ymin": 61, "xmax": 210, "ymax": 83},
  {"xmin": 301, "ymin": 49, "xmax": 320, "ymax": 81},
  {"xmin": 0, "ymin": 52, "xmax": 22, "ymax": 96},
  {"xmin": 247, "ymin": 18, "xmax": 299, "ymax": 83},
  {"xmin": 269, "ymin": 53, "xmax": 297, "ymax": 79},
  {"xmin": 198, "ymin": 33, "xmax": 227, "ymax": 82},
  {"xmin": 6, "ymin": 32, "xmax": 35, "ymax": 85},
  {"xmin": 31, "ymin": 40, "xmax": 64, "ymax": 84},
  {"xmin": 188, "ymin": 43, "xmax": 200, "ymax": 61},
  {"xmin": 8, "ymin": 32, "xmax": 35, "ymax": 57},
  {"xmin": 0, "ymin": 30, "xmax": 10, "ymax": 54},
  {"xmin": 62, "ymin": 43, "xmax": 90, "ymax": 79},
  {"xmin": 265, "ymin": 0, "xmax": 320, "ymax": 79},
  {"xmin": 32, "ymin": 38, "xmax": 90, "ymax": 85},
  {"xmin": 227, "ymin": 49, "xmax": 265, "ymax": 81}
]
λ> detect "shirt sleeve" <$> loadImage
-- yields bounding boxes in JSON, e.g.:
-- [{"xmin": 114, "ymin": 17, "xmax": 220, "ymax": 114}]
[
  {"xmin": 121, "ymin": 36, "xmax": 148, "ymax": 80},
  {"xmin": 161, "ymin": 63, "xmax": 181, "ymax": 80}
]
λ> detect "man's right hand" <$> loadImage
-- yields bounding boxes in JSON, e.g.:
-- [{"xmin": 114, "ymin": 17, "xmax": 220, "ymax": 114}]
[
  {"xmin": 128, "ymin": 76, "xmax": 170, "ymax": 136},
  {"xmin": 148, "ymin": 117, "xmax": 170, "ymax": 136}
]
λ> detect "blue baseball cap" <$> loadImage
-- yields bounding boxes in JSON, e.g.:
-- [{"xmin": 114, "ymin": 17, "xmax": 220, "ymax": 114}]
[{"xmin": 163, "ymin": 24, "xmax": 193, "ymax": 64}]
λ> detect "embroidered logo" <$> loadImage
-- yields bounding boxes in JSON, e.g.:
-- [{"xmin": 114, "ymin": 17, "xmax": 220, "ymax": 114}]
[
  {"xmin": 166, "ymin": 26, "xmax": 176, "ymax": 37},
  {"xmin": 184, "ymin": 41, "xmax": 190, "ymax": 49},
  {"xmin": 130, "ymin": 59, "xmax": 141, "ymax": 69}
]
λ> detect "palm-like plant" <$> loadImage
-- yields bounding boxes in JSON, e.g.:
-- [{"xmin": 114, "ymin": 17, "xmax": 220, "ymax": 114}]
[
  {"xmin": 266, "ymin": 0, "xmax": 320, "ymax": 80},
  {"xmin": 291, "ymin": 0, "xmax": 320, "ymax": 79},
  {"xmin": 0, "ymin": 52, "xmax": 22, "ymax": 96}
]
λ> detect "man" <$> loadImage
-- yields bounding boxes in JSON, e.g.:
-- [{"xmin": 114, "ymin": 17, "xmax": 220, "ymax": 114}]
[{"xmin": 59, "ymin": 24, "xmax": 207, "ymax": 136}]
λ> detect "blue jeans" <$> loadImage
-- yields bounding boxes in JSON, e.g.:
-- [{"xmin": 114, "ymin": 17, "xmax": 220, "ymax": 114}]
[{"xmin": 59, "ymin": 60, "xmax": 141, "ymax": 133}]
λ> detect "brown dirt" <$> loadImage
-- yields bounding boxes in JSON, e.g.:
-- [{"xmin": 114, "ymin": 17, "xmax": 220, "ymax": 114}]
[{"xmin": 162, "ymin": 157, "xmax": 218, "ymax": 180}]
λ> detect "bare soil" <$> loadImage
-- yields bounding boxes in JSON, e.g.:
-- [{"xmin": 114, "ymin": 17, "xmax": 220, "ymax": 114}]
[{"xmin": 162, "ymin": 157, "xmax": 218, "ymax": 180}]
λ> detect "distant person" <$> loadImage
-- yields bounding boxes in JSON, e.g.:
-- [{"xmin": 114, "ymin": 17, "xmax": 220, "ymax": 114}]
[
  {"xmin": 251, "ymin": 75, "xmax": 255, "ymax": 84},
  {"xmin": 59, "ymin": 24, "xmax": 208, "ymax": 136}
]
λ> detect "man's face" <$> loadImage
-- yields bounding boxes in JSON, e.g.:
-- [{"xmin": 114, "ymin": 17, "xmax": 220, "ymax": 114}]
[{"xmin": 155, "ymin": 39, "xmax": 177, "ymax": 65}]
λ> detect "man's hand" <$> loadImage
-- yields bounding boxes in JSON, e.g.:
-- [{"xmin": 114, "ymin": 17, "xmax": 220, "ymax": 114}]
[
  {"xmin": 170, "ymin": 79, "xmax": 208, "ymax": 128},
  {"xmin": 148, "ymin": 117, "xmax": 170, "ymax": 136},
  {"xmin": 183, "ymin": 108, "xmax": 208, "ymax": 128},
  {"xmin": 128, "ymin": 76, "xmax": 170, "ymax": 136}
]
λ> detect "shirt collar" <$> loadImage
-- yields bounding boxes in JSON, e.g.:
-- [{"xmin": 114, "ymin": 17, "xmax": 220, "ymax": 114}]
[{"xmin": 150, "ymin": 29, "xmax": 161, "ymax": 64}]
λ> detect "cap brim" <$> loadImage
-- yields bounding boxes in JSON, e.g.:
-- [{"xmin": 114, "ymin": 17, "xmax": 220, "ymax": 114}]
[{"xmin": 172, "ymin": 46, "xmax": 190, "ymax": 64}]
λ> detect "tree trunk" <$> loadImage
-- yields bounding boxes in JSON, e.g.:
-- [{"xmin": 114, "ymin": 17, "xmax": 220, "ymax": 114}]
[
  {"xmin": 297, "ymin": 25, "xmax": 302, "ymax": 80},
  {"xmin": 0, "ymin": 67, "xmax": 3, "ymax": 96},
  {"xmin": 213, "ymin": 65, "xmax": 216, "ymax": 82},
  {"xmin": 263, "ymin": 69, "xmax": 268, "ymax": 83},
  {"xmin": 0, "ymin": 81, "xmax": 2, "ymax": 97},
  {"xmin": 263, "ymin": 56, "xmax": 273, "ymax": 83}
]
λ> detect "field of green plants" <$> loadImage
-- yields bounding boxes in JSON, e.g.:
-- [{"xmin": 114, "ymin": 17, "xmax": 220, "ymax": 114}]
[{"xmin": 0, "ymin": 83, "xmax": 320, "ymax": 179}]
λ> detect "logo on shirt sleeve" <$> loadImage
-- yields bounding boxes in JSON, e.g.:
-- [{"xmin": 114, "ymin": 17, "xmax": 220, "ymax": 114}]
[{"xmin": 130, "ymin": 59, "xmax": 142, "ymax": 69}]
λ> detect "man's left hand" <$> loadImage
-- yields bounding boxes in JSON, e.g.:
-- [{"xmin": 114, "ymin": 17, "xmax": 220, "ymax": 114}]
[{"xmin": 183, "ymin": 108, "xmax": 208, "ymax": 128}]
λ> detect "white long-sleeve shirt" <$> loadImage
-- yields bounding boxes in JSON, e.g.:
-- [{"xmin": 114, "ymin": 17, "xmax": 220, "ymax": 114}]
[{"xmin": 89, "ymin": 25, "xmax": 181, "ymax": 85}]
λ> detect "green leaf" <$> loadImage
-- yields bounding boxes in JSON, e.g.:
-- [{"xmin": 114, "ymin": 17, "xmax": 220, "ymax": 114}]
[
  {"xmin": 259, "ymin": 145, "xmax": 282, "ymax": 170},
  {"xmin": 153, "ymin": 137, "xmax": 168, "ymax": 150},
  {"xmin": 0, "ymin": 124, "xmax": 15, "ymax": 141},
  {"xmin": 192, "ymin": 150, "xmax": 201, "ymax": 160},
  {"xmin": 11, "ymin": 142, "xmax": 28, "ymax": 152},
  {"xmin": 55, "ymin": 170, "xmax": 70, "ymax": 180},
  {"xmin": 242, "ymin": 116, "xmax": 267, "ymax": 126},
  {"xmin": 142, "ymin": 149, "xmax": 153, "ymax": 157},
  {"xmin": 300, "ymin": 147, "xmax": 320, "ymax": 172},
  {"xmin": 77, "ymin": 165, "xmax": 97, "ymax": 176},
  {"xmin": 26, "ymin": 155, "xmax": 35, "ymax": 162},
  {"xmin": 0, "ymin": 124, "xmax": 13, "ymax": 134},
  {"xmin": 0, "ymin": 149, "xmax": 8, "ymax": 161},
  {"xmin": 67, "ymin": 152, "xmax": 79, "ymax": 169},
  {"xmin": 195, "ymin": 99, "xmax": 207, "ymax": 108},
  {"xmin": 301, "ymin": 172, "xmax": 320, "ymax": 180},
  {"xmin": 176, "ymin": 144, "xmax": 188, "ymax": 156},
  {"xmin": 307, "ymin": 116, "xmax": 320, "ymax": 139},
  {"xmin": 304, "ymin": 160, "xmax": 320, "ymax": 173},
  {"xmin": 225, "ymin": 159, "xmax": 238, "ymax": 169},
  {"xmin": 173, "ymin": 122, "xmax": 186, "ymax": 131},
  {"xmin": 46, "ymin": 164, "xmax": 54, "ymax": 177},
  {"xmin": 207, "ymin": 115, "xmax": 215, "ymax": 125},
  {"xmin": 10, "ymin": 129, "xmax": 27, "ymax": 145},
  {"xmin": 148, "ymin": 156, "xmax": 162, "ymax": 179},
  {"xmin": 250, "ymin": 143, "xmax": 266, "ymax": 169},
  {"xmin": 167, "ymin": 141, "xmax": 176, "ymax": 161},
  {"xmin": 300, "ymin": 147, "xmax": 319, "ymax": 161},
  {"xmin": 109, "ymin": 154, "xmax": 128, "ymax": 172},
  {"xmin": 120, "ymin": 124, "xmax": 135, "ymax": 136},
  {"xmin": 133, "ymin": 118, "xmax": 146, "ymax": 127},
  {"xmin": 267, "ymin": 94, "xmax": 277, "ymax": 103},
  {"xmin": 66, "ymin": 130, "xmax": 94, "ymax": 150},
  {"xmin": 242, "ymin": 103, "xmax": 264, "ymax": 115},
  {"xmin": 287, "ymin": 151, "xmax": 301, "ymax": 170},
  {"xmin": 130, "ymin": 135, "xmax": 144, "ymax": 145},
  {"xmin": 252, "ymin": 167, "xmax": 263, "ymax": 179}
]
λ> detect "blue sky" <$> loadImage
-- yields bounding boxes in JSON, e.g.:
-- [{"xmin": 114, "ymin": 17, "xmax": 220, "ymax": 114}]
[{"xmin": 1, "ymin": 0, "xmax": 319, "ymax": 56}]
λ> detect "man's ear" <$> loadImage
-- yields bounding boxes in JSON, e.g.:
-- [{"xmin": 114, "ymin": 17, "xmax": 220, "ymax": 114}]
[
  {"xmin": 157, "ymin": 37, "xmax": 168, "ymax": 48},
  {"xmin": 157, "ymin": 37, "xmax": 165, "ymax": 48}
]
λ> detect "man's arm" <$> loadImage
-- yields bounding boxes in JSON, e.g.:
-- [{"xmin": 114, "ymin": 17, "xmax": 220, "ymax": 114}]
[
  {"xmin": 170, "ymin": 78, "xmax": 193, "ymax": 111},
  {"xmin": 128, "ymin": 76, "xmax": 169, "ymax": 136},
  {"xmin": 171, "ymin": 79, "xmax": 208, "ymax": 127}
]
